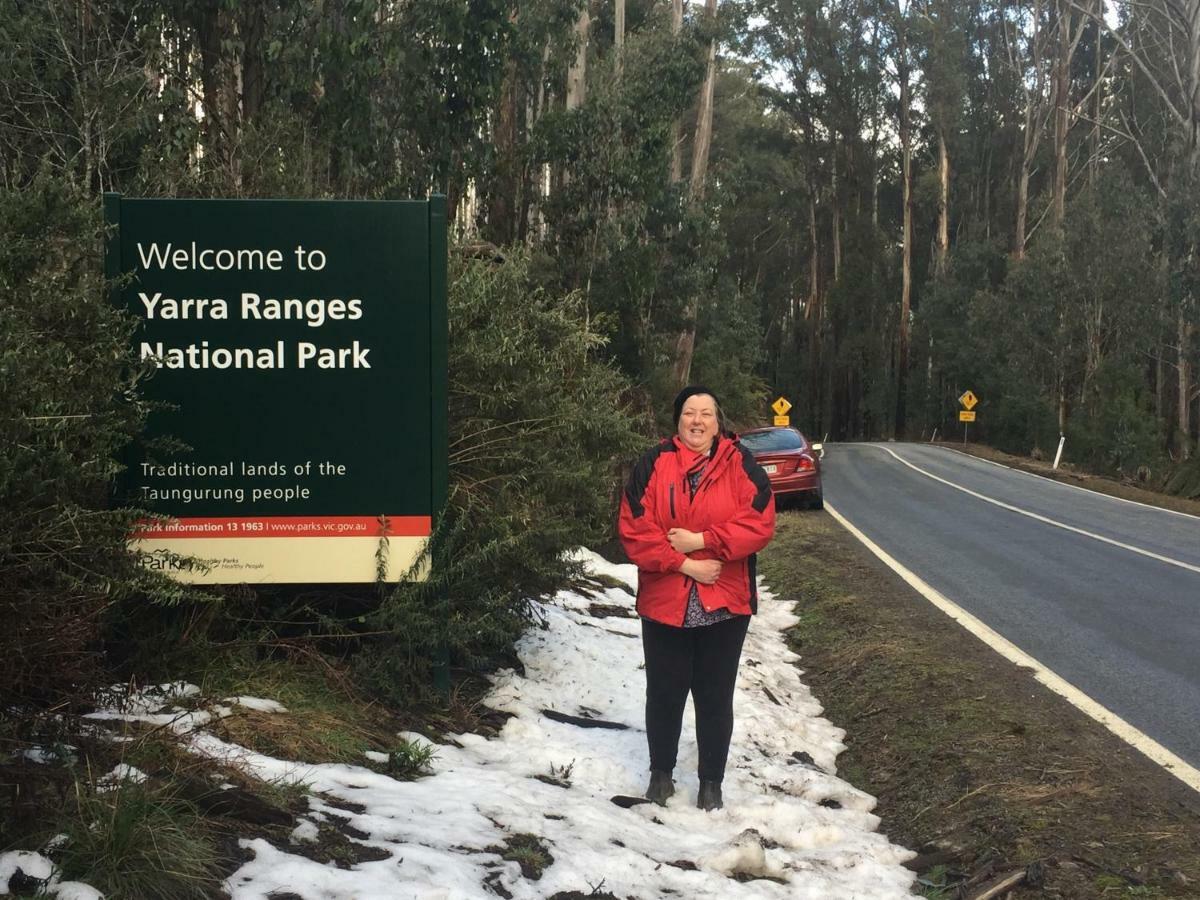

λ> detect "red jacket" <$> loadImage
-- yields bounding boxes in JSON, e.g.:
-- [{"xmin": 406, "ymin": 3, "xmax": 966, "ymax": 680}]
[{"xmin": 618, "ymin": 434, "xmax": 776, "ymax": 626}]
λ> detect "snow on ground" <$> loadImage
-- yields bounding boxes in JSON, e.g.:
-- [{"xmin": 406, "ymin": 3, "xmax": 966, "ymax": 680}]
[
  {"xmin": 0, "ymin": 850, "xmax": 102, "ymax": 900},
  {"xmin": 221, "ymin": 549, "xmax": 914, "ymax": 899},
  {"xmin": 1, "ymin": 549, "xmax": 917, "ymax": 899}
]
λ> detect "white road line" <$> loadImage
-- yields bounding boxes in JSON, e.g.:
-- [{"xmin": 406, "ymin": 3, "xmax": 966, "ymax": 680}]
[
  {"xmin": 858, "ymin": 444, "xmax": 1200, "ymax": 577},
  {"xmin": 934, "ymin": 444, "xmax": 1200, "ymax": 523},
  {"xmin": 824, "ymin": 500, "xmax": 1200, "ymax": 795}
]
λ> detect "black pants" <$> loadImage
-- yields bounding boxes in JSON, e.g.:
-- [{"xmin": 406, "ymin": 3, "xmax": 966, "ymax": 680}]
[{"xmin": 641, "ymin": 614, "xmax": 750, "ymax": 783}]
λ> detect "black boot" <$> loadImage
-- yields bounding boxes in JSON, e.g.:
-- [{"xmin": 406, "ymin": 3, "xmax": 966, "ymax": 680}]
[
  {"xmin": 697, "ymin": 779, "xmax": 723, "ymax": 811},
  {"xmin": 645, "ymin": 770, "xmax": 675, "ymax": 805}
]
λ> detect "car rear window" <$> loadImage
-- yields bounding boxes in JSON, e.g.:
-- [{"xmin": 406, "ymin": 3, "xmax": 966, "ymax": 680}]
[{"xmin": 740, "ymin": 429, "xmax": 805, "ymax": 452}]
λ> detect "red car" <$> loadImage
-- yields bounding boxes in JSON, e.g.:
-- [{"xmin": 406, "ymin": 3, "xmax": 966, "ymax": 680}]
[{"xmin": 739, "ymin": 426, "xmax": 823, "ymax": 509}]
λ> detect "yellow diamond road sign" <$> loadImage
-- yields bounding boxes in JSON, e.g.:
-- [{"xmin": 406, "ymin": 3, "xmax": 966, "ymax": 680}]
[
  {"xmin": 959, "ymin": 390, "xmax": 978, "ymax": 411},
  {"xmin": 774, "ymin": 415, "xmax": 790, "ymax": 427},
  {"xmin": 771, "ymin": 396, "xmax": 792, "ymax": 417}
]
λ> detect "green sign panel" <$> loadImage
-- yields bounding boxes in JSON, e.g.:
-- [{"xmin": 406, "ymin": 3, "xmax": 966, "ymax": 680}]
[{"xmin": 105, "ymin": 196, "xmax": 447, "ymax": 584}]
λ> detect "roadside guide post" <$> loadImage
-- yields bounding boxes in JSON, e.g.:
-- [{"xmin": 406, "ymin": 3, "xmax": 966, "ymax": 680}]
[
  {"xmin": 771, "ymin": 396, "xmax": 792, "ymax": 427},
  {"xmin": 958, "ymin": 390, "xmax": 978, "ymax": 445}
]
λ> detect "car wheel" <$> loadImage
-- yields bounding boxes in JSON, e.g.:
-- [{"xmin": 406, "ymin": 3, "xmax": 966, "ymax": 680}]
[{"xmin": 808, "ymin": 491, "xmax": 824, "ymax": 511}]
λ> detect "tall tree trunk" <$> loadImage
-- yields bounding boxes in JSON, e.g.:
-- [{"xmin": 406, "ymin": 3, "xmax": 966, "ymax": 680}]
[
  {"xmin": 1014, "ymin": 164, "xmax": 1030, "ymax": 259},
  {"xmin": 672, "ymin": 0, "xmax": 718, "ymax": 389},
  {"xmin": 1058, "ymin": 376, "xmax": 1068, "ymax": 434},
  {"xmin": 195, "ymin": 1, "xmax": 227, "ymax": 176},
  {"xmin": 1008, "ymin": 0, "xmax": 1049, "ymax": 259},
  {"xmin": 241, "ymin": 5, "xmax": 265, "ymax": 126},
  {"xmin": 615, "ymin": 0, "xmax": 625, "ymax": 79},
  {"xmin": 983, "ymin": 141, "xmax": 991, "ymax": 240},
  {"xmin": 1157, "ymin": 246, "xmax": 1169, "ymax": 427},
  {"xmin": 1181, "ymin": 304, "xmax": 1193, "ymax": 459},
  {"xmin": 808, "ymin": 182, "xmax": 823, "ymax": 434},
  {"xmin": 689, "ymin": 0, "xmax": 718, "ymax": 201},
  {"xmin": 896, "ymin": 27, "xmax": 913, "ymax": 438},
  {"xmin": 669, "ymin": 0, "xmax": 685, "ymax": 184},
  {"xmin": 1052, "ymin": 4, "xmax": 1071, "ymax": 226},
  {"xmin": 872, "ymin": 166, "xmax": 879, "ymax": 228},
  {"xmin": 566, "ymin": 6, "xmax": 590, "ymax": 111},
  {"xmin": 530, "ymin": 40, "xmax": 553, "ymax": 240},
  {"xmin": 563, "ymin": 5, "xmax": 590, "ymax": 192},
  {"xmin": 807, "ymin": 187, "xmax": 819, "ymax": 313},
  {"xmin": 831, "ymin": 149, "xmax": 842, "ymax": 283},
  {"xmin": 935, "ymin": 129, "xmax": 950, "ymax": 276},
  {"xmin": 1089, "ymin": 0, "xmax": 1101, "ymax": 187},
  {"xmin": 488, "ymin": 53, "xmax": 520, "ymax": 245}
]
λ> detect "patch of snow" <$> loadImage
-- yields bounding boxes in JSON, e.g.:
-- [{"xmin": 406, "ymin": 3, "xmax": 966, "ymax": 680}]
[
  {"xmin": 223, "ymin": 696, "xmax": 288, "ymax": 714},
  {"xmin": 290, "ymin": 820, "xmax": 320, "ymax": 843},
  {"xmin": 83, "ymin": 706, "xmax": 215, "ymax": 734},
  {"xmin": 0, "ymin": 850, "xmax": 53, "ymax": 890},
  {"xmin": 363, "ymin": 750, "xmax": 390, "ymax": 763},
  {"xmin": 701, "ymin": 829, "xmax": 786, "ymax": 880},
  {"xmin": 96, "ymin": 764, "xmax": 148, "ymax": 793},
  {"xmin": 50, "ymin": 882, "xmax": 104, "ymax": 900},
  {"xmin": 211, "ymin": 548, "xmax": 915, "ymax": 898},
  {"xmin": 14, "ymin": 746, "xmax": 74, "ymax": 765},
  {"xmin": 44, "ymin": 834, "xmax": 70, "ymax": 852},
  {"xmin": 95, "ymin": 681, "xmax": 200, "ymax": 715}
]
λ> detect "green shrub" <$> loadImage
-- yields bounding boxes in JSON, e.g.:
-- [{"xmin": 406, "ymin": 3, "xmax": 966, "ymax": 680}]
[
  {"xmin": 1067, "ymin": 365, "xmax": 1164, "ymax": 476},
  {"xmin": 1164, "ymin": 458, "xmax": 1200, "ymax": 499},
  {"xmin": 354, "ymin": 246, "xmax": 642, "ymax": 703},
  {"xmin": 384, "ymin": 736, "xmax": 438, "ymax": 779},
  {"xmin": 0, "ymin": 179, "xmax": 189, "ymax": 714}
]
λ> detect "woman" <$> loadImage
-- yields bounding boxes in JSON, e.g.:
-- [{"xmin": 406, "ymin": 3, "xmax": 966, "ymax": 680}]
[{"xmin": 618, "ymin": 386, "xmax": 775, "ymax": 810}]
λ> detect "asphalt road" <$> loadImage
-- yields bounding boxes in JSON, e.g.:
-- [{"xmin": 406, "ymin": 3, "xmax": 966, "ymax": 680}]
[{"xmin": 821, "ymin": 442, "xmax": 1200, "ymax": 770}]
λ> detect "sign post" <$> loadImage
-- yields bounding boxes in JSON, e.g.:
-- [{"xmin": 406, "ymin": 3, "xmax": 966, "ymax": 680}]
[
  {"xmin": 106, "ymin": 196, "xmax": 447, "ymax": 585},
  {"xmin": 771, "ymin": 396, "xmax": 792, "ymax": 428},
  {"xmin": 958, "ymin": 390, "xmax": 979, "ymax": 445}
]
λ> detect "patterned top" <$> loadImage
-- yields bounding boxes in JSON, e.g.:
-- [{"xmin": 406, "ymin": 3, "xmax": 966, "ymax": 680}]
[{"xmin": 681, "ymin": 465, "xmax": 737, "ymax": 628}]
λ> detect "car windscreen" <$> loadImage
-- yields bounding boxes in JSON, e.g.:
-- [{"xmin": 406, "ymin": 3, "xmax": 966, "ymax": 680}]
[{"xmin": 739, "ymin": 429, "xmax": 805, "ymax": 452}]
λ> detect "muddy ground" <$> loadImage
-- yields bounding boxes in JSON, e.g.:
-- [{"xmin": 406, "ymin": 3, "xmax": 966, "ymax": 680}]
[{"xmin": 758, "ymin": 508, "xmax": 1200, "ymax": 899}]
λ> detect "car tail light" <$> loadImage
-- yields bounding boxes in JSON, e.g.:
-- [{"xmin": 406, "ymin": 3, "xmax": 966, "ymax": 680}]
[{"xmin": 796, "ymin": 454, "xmax": 814, "ymax": 471}]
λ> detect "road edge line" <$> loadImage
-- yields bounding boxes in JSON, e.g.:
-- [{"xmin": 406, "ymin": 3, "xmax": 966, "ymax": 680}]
[
  {"xmin": 867, "ymin": 445, "xmax": 1200, "ymax": 576},
  {"xmin": 823, "ymin": 500, "xmax": 1200, "ymax": 795},
  {"xmin": 935, "ymin": 444, "xmax": 1200, "ymax": 523}
]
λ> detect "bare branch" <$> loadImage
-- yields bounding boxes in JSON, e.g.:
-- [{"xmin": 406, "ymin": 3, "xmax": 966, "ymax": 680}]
[{"xmin": 1068, "ymin": 0, "xmax": 1191, "ymax": 128}]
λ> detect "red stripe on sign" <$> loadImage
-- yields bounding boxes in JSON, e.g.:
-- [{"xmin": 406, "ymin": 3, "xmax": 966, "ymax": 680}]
[{"xmin": 132, "ymin": 516, "xmax": 431, "ymax": 539}]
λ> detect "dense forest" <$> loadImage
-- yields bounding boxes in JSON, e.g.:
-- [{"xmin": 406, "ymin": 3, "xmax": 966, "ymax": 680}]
[
  {"xmin": 5, "ymin": 0, "xmax": 1200, "ymax": 713},
  {"xmin": 4, "ymin": 0, "xmax": 1199, "ymax": 473}
]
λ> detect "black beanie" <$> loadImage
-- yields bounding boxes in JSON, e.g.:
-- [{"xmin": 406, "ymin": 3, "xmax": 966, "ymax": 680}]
[{"xmin": 673, "ymin": 385, "xmax": 721, "ymax": 425}]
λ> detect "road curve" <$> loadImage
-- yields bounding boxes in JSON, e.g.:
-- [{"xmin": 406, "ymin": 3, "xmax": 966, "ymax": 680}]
[{"xmin": 820, "ymin": 442, "xmax": 1200, "ymax": 770}]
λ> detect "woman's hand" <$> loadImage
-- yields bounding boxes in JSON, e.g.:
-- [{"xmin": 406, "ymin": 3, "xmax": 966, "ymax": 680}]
[
  {"xmin": 667, "ymin": 528, "xmax": 705, "ymax": 554},
  {"xmin": 680, "ymin": 558, "xmax": 723, "ymax": 584}
]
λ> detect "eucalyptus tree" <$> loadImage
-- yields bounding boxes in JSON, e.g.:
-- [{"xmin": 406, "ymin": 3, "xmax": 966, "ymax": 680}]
[
  {"xmin": 1093, "ymin": 0, "xmax": 1200, "ymax": 456},
  {"xmin": 670, "ymin": 0, "xmax": 720, "ymax": 388},
  {"xmin": 915, "ymin": 0, "xmax": 971, "ymax": 276},
  {"xmin": 881, "ymin": 0, "xmax": 920, "ymax": 435}
]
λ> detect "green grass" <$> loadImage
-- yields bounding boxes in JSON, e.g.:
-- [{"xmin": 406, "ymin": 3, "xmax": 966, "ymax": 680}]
[
  {"xmin": 497, "ymin": 833, "xmax": 554, "ymax": 880},
  {"xmin": 382, "ymin": 736, "xmax": 438, "ymax": 779},
  {"xmin": 915, "ymin": 865, "xmax": 958, "ymax": 899},
  {"xmin": 51, "ymin": 776, "xmax": 225, "ymax": 900},
  {"xmin": 193, "ymin": 653, "xmax": 417, "ymax": 769}
]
